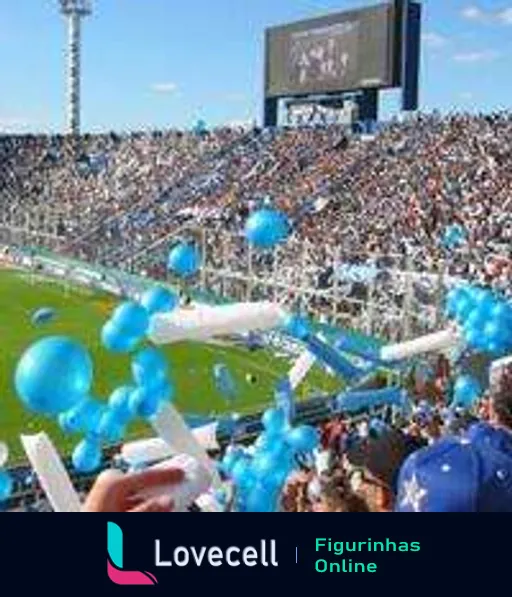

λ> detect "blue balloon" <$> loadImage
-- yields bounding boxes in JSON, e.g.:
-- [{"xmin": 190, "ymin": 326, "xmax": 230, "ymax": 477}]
[
  {"xmin": 253, "ymin": 433, "xmax": 273, "ymax": 453},
  {"xmin": 443, "ymin": 224, "xmax": 466, "ymax": 249},
  {"xmin": 58, "ymin": 408, "xmax": 83, "ymax": 435},
  {"xmin": 464, "ymin": 325, "xmax": 486, "ymax": 351},
  {"xmin": 252, "ymin": 451, "xmax": 278, "ymax": 479},
  {"xmin": 283, "ymin": 314, "xmax": 310, "ymax": 340},
  {"xmin": 132, "ymin": 348, "xmax": 168, "ymax": 387},
  {"xmin": 464, "ymin": 309, "xmax": 486, "ymax": 332},
  {"xmin": 150, "ymin": 379, "xmax": 175, "ymax": 404},
  {"xmin": 454, "ymin": 294, "xmax": 474, "ymax": 323},
  {"xmin": 0, "ymin": 470, "xmax": 13, "ymax": 501},
  {"xmin": 445, "ymin": 288, "xmax": 460, "ymax": 318},
  {"xmin": 101, "ymin": 320, "xmax": 138, "ymax": 354},
  {"xmin": 260, "ymin": 466, "xmax": 291, "ymax": 492},
  {"xmin": 245, "ymin": 484, "xmax": 278, "ymax": 512},
  {"xmin": 491, "ymin": 302, "xmax": 512, "ymax": 324},
  {"xmin": 96, "ymin": 409, "xmax": 125, "ymax": 443},
  {"xmin": 475, "ymin": 294, "xmax": 497, "ymax": 320},
  {"xmin": 167, "ymin": 243, "xmax": 201, "ymax": 278},
  {"xmin": 214, "ymin": 489, "xmax": 227, "ymax": 506},
  {"xmin": 31, "ymin": 307, "xmax": 57, "ymax": 326},
  {"xmin": 108, "ymin": 386, "xmax": 135, "ymax": 425},
  {"xmin": 72, "ymin": 438, "xmax": 102, "ymax": 473},
  {"xmin": 14, "ymin": 336, "xmax": 93, "ymax": 416},
  {"xmin": 483, "ymin": 320, "xmax": 508, "ymax": 348},
  {"xmin": 285, "ymin": 425, "xmax": 319, "ymax": 453},
  {"xmin": 194, "ymin": 119, "xmax": 208, "ymax": 134},
  {"xmin": 111, "ymin": 302, "xmax": 150, "ymax": 337},
  {"xmin": 60, "ymin": 399, "xmax": 104, "ymax": 435},
  {"xmin": 262, "ymin": 408, "xmax": 287, "ymax": 435},
  {"xmin": 244, "ymin": 209, "xmax": 289, "ymax": 249},
  {"xmin": 231, "ymin": 456, "xmax": 255, "ymax": 491},
  {"xmin": 140, "ymin": 287, "xmax": 178, "ymax": 315},
  {"xmin": 221, "ymin": 446, "xmax": 244, "ymax": 474},
  {"xmin": 128, "ymin": 386, "xmax": 160, "ymax": 418},
  {"xmin": 453, "ymin": 375, "xmax": 482, "ymax": 407},
  {"xmin": 78, "ymin": 400, "xmax": 105, "ymax": 433}
]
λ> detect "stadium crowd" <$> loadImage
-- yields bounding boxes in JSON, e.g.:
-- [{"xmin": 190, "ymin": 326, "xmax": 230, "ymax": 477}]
[
  {"xmin": 1, "ymin": 113, "xmax": 511, "ymax": 280},
  {"xmin": 1, "ymin": 112, "xmax": 512, "ymax": 512},
  {"xmin": 1, "ymin": 114, "xmax": 511, "ymax": 323}
]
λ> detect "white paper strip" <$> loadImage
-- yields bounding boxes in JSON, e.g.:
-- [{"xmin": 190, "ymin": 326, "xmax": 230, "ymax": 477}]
[
  {"xmin": 380, "ymin": 327, "xmax": 460, "ymax": 362},
  {"xmin": 20, "ymin": 432, "xmax": 81, "ymax": 513},
  {"xmin": 148, "ymin": 302, "xmax": 286, "ymax": 345},
  {"xmin": 121, "ymin": 422, "xmax": 220, "ymax": 466},
  {"xmin": 288, "ymin": 350, "xmax": 317, "ymax": 390},
  {"xmin": 151, "ymin": 403, "xmax": 222, "ymax": 490}
]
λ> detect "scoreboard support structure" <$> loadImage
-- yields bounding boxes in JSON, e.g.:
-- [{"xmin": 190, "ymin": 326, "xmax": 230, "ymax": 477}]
[
  {"xmin": 264, "ymin": 97, "xmax": 279, "ymax": 129},
  {"xmin": 263, "ymin": 0, "xmax": 422, "ymax": 128}
]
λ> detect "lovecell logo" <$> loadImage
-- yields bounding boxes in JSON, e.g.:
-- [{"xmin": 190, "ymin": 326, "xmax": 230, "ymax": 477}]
[{"xmin": 107, "ymin": 522, "xmax": 158, "ymax": 586}]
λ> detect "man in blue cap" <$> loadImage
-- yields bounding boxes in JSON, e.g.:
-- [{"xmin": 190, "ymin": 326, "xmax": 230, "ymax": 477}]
[{"xmin": 395, "ymin": 363, "xmax": 512, "ymax": 512}]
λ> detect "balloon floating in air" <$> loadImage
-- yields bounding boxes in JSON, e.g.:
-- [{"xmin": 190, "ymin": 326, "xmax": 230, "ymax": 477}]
[
  {"xmin": 140, "ymin": 286, "xmax": 178, "ymax": 315},
  {"xmin": 167, "ymin": 243, "xmax": 201, "ymax": 278},
  {"xmin": 14, "ymin": 336, "xmax": 93, "ymax": 416},
  {"xmin": 244, "ymin": 209, "xmax": 290, "ymax": 249}
]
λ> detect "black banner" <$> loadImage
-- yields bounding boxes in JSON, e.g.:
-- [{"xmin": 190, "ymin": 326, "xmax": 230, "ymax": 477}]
[{"xmin": 1, "ymin": 514, "xmax": 507, "ymax": 594}]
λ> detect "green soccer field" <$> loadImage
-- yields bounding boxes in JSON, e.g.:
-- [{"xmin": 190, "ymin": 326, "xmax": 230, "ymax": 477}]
[{"xmin": 0, "ymin": 269, "xmax": 341, "ymax": 463}]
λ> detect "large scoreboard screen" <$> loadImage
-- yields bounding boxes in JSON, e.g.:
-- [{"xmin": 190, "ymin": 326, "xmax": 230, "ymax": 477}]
[{"xmin": 265, "ymin": 3, "xmax": 397, "ymax": 97}]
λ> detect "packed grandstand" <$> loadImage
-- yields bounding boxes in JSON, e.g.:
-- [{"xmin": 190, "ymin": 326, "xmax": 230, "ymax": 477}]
[{"xmin": 0, "ymin": 109, "xmax": 511, "ymax": 513}]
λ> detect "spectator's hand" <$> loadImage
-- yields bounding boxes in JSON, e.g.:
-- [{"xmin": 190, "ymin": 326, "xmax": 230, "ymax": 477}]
[{"xmin": 82, "ymin": 467, "xmax": 184, "ymax": 513}]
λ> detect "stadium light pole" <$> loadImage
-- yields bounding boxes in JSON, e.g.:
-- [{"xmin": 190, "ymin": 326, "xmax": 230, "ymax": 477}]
[{"xmin": 59, "ymin": 0, "xmax": 92, "ymax": 137}]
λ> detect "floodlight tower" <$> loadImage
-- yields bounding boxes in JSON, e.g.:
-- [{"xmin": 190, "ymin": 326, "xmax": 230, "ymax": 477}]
[{"xmin": 59, "ymin": 0, "xmax": 92, "ymax": 137}]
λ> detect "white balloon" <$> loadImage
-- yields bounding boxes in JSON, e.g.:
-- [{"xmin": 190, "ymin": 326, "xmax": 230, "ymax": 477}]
[{"xmin": 0, "ymin": 442, "xmax": 8, "ymax": 467}]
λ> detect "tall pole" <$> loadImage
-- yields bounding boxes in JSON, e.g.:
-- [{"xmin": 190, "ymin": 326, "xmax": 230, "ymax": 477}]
[
  {"xmin": 60, "ymin": 1, "xmax": 91, "ymax": 137},
  {"xmin": 68, "ymin": 11, "xmax": 81, "ymax": 136}
]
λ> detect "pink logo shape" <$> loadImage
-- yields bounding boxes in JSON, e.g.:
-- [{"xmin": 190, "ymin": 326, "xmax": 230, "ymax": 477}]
[
  {"xmin": 107, "ymin": 522, "xmax": 158, "ymax": 586},
  {"xmin": 107, "ymin": 559, "xmax": 158, "ymax": 586}
]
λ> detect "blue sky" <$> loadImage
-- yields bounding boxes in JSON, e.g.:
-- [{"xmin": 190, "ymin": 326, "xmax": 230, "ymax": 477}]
[{"xmin": 0, "ymin": 0, "xmax": 511, "ymax": 133}]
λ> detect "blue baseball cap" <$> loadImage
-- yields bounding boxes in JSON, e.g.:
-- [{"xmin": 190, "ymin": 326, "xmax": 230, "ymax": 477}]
[{"xmin": 395, "ymin": 422, "xmax": 512, "ymax": 512}]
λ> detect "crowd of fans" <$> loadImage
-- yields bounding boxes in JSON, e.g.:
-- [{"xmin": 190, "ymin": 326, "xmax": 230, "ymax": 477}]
[
  {"xmin": 279, "ymin": 357, "xmax": 511, "ymax": 513},
  {"xmin": 1, "ymin": 112, "xmax": 512, "ymax": 512},
  {"xmin": 1, "ymin": 113, "xmax": 511, "ymax": 281},
  {"xmin": 1, "ymin": 114, "xmax": 510, "ymax": 325}
]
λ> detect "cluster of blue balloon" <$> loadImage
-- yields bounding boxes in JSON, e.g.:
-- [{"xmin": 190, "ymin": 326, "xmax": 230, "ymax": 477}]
[
  {"xmin": 213, "ymin": 363, "xmax": 237, "ymax": 403},
  {"xmin": 445, "ymin": 284, "xmax": 512, "ymax": 407},
  {"xmin": 101, "ymin": 286, "xmax": 178, "ymax": 355},
  {"xmin": 221, "ymin": 408, "xmax": 319, "ymax": 512},
  {"xmin": 101, "ymin": 301, "xmax": 150, "ymax": 354},
  {"xmin": 14, "ymin": 285, "xmax": 178, "ymax": 473},
  {"xmin": 167, "ymin": 243, "xmax": 201, "ymax": 278},
  {"xmin": 244, "ymin": 209, "xmax": 290, "ymax": 250},
  {"xmin": 446, "ymin": 285, "xmax": 512, "ymax": 358},
  {"xmin": 443, "ymin": 224, "xmax": 467, "ymax": 250}
]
